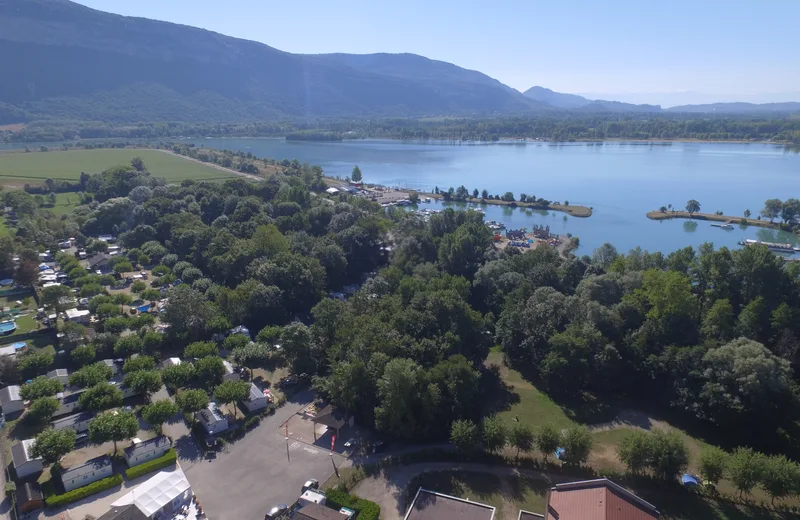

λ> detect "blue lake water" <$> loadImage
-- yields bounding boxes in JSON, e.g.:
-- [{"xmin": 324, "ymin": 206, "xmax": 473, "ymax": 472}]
[
  {"xmin": 4, "ymin": 138, "xmax": 798, "ymax": 254},
  {"xmin": 187, "ymin": 138, "xmax": 800, "ymax": 255}
]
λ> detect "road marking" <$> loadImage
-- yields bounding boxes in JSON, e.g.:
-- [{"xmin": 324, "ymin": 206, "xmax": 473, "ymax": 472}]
[
  {"xmin": 303, "ymin": 447, "xmax": 319, "ymax": 455},
  {"xmin": 289, "ymin": 442, "xmax": 301, "ymax": 451}
]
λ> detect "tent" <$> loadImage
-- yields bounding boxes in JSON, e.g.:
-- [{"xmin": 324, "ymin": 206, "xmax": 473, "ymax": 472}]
[
  {"xmin": 555, "ymin": 448, "xmax": 566, "ymax": 460},
  {"xmin": 681, "ymin": 474, "xmax": 699, "ymax": 487}
]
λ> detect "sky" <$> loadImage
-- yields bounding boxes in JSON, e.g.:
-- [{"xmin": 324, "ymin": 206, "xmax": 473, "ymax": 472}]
[{"xmin": 76, "ymin": 0, "xmax": 800, "ymax": 106}]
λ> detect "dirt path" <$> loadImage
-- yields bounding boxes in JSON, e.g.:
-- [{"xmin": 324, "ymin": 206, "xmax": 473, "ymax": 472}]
[
  {"xmin": 350, "ymin": 462, "xmax": 563, "ymax": 520},
  {"xmin": 152, "ymin": 149, "xmax": 263, "ymax": 182}
]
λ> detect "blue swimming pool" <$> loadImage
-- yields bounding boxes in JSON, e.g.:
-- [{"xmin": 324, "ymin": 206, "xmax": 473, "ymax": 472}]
[
  {"xmin": 10, "ymin": 342, "xmax": 26, "ymax": 350},
  {"xmin": 0, "ymin": 321, "xmax": 16, "ymax": 334},
  {"xmin": 136, "ymin": 304, "xmax": 151, "ymax": 313}
]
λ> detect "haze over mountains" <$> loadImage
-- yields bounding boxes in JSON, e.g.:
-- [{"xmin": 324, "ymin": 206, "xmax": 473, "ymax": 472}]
[{"xmin": 0, "ymin": 0, "xmax": 797, "ymax": 124}]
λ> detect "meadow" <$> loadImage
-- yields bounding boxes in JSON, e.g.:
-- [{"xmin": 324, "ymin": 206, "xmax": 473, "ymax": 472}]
[{"xmin": 0, "ymin": 148, "xmax": 239, "ymax": 186}]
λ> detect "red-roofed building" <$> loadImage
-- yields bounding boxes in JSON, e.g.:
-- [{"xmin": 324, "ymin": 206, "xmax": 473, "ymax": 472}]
[{"xmin": 545, "ymin": 479, "xmax": 659, "ymax": 520}]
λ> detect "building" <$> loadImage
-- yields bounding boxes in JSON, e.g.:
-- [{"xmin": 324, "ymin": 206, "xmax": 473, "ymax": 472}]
[
  {"xmin": 112, "ymin": 381, "xmax": 141, "ymax": 399},
  {"xmin": 298, "ymin": 489, "xmax": 326, "ymax": 508},
  {"xmin": 544, "ymin": 479, "xmax": 659, "ymax": 520},
  {"xmin": 0, "ymin": 345, "xmax": 16, "ymax": 357},
  {"xmin": 0, "ymin": 385, "xmax": 23, "ymax": 414},
  {"xmin": 109, "ymin": 468, "xmax": 192, "ymax": 519},
  {"xmin": 87, "ymin": 253, "xmax": 111, "ymax": 272},
  {"xmin": 295, "ymin": 503, "xmax": 355, "ymax": 520},
  {"xmin": 161, "ymin": 357, "xmax": 182, "ymax": 368},
  {"xmin": 311, "ymin": 404, "xmax": 353, "ymax": 440},
  {"xmin": 404, "ymin": 488, "xmax": 495, "ymax": 520},
  {"xmin": 124, "ymin": 436, "xmax": 172, "ymax": 468},
  {"xmin": 60, "ymin": 455, "xmax": 113, "ymax": 492},
  {"xmin": 16, "ymin": 481, "xmax": 44, "ymax": 514},
  {"xmin": 55, "ymin": 389, "xmax": 85, "ymax": 417},
  {"xmin": 97, "ymin": 504, "xmax": 149, "ymax": 520},
  {"xmin": 241, "ymin": 382, "xmax": 268, "ymax": 412},
  {"xmin": 51, "ymin": 411, "xmax": 95, "ymax": 433},
  {"xmin": 222, "ymin": 360, "xmax": 240, "ymax": 381},
  {"xmin": 101, "ymin": 358, "xmax": 123, "ymax": 377},
  {"xmin": 197, "ymin": 403, "xmax": 228, "ymax": 435},
  {"xmin": 47, "ymin": 368, "xmax": 70, "ymax": 385},
  {"xmin": 65, "ymin": 308, "xmax": 91, "ymax": 324},
  {"xmin": 518, "ymin": 511, "xmax": 544, "ymax": 520},
  {"xmin": 11, "ymin": 438, "xmax": 43, "ymax": 479}
]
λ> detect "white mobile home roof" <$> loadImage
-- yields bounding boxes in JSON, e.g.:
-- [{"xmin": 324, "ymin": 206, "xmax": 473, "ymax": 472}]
[{"xmin": 112, "ymin": 468, "xmax": 191, "ymax": 517}]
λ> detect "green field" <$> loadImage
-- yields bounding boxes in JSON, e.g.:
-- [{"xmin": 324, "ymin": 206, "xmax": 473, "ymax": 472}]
[
  {"xmin": 0, "ymin": 148, "xmax": 238, "ymax": 185},
  {"xmin": 49, "ymin": 191, "xmax": 82, "ymax": 216}
]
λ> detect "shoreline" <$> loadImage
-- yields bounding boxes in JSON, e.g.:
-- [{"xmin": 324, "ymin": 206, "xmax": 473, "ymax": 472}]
[
  {"xmin": 415, "ymin": 191, "xmax": 592, "ymax": 217},
  {"xmin": 646, "ymin": 210, "xmax": 780, "ymax": 229}
]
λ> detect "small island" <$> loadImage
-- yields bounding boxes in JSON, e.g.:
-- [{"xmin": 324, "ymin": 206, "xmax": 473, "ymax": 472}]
[
  {"xmin": 414, "ymin": 189, "xmax": 593, "ymax": 217},
  {"xmin": 646, "ymin": 198, "xmax": 799, "ymax": 231}
]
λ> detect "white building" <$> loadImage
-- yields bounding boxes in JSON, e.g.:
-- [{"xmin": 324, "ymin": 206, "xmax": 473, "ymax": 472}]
[
  {"xmin": 109, "ymin": 468, "xmax": 192, "ymax": 520},
  {"xmin": 0, "ymin": 385, "xmax": 23, "ymax": 414},
  {"xmin": 65, "ymin": 308, "xmax": 91, "ymax": 324},
  {"xmin": 124, "ymin": 436, "xmax": 172, "ymax": 468},
  {"xmin": 54, "ymin": 390, "xmax": 84, "ymax": 417},
  {"xmin": 241, "ymin": 382, "xmax": 268, "ymax": 413},
  {"xmin": 197, "ymin": 403, "xmax": 228, "ymax": 435},
  {"xmin": 60, "ymin": 455, "xmax": 113, "ymax": 492},
  {"xmin": 222, "ymin": 360, "xmax": 240, "ymax": 381},
  {"xmin": 11, "ymin": 438, "xmax": 43, "ymax": 479}
]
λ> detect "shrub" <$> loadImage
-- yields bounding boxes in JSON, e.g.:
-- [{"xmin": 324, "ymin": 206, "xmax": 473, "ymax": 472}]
[
  {"xmin": 44, "ymin": 474, "xmax": 123, "ymax": 507},
  {"xmin": 325, "ymin": 487, "xmax": 380, "ymax": 520},
  {"xmin": 244, "ymin": 415, "xmax": 261, "ymax": 429},
  {"xmin": 124, "ymin": 449, "xmax": 177, "ymax": 479}
]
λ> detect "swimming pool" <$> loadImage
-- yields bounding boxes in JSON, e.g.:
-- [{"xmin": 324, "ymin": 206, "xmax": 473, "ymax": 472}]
[
  {"xmin": 136, "ymin": 304, "xmax": 151, "ymax": 313},
  {"xmin": 0, "ymin": 321, "xmax": 16, "ymax": 334}
]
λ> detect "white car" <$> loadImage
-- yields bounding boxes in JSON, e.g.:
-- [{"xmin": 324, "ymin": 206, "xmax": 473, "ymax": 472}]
[
  {"xmin": 344, "ymin": 438, "xmax": 357, "ymax": 448},
  {"xmin": 301, "ymin": 479, "xmax": 319, "ymax": 493}
]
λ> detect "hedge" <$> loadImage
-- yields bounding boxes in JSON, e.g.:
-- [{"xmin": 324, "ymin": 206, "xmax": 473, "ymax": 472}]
[
  {"xmin": 125, "ymin": 448, "xmax": 177, "ymax": 479},
  {"xmin": 325, "ymin": 487, "xmax": 380, "ymax": 520},
  {"xmin": 45, "ymin": 474, "xmax": 123, "ymax": 508}
]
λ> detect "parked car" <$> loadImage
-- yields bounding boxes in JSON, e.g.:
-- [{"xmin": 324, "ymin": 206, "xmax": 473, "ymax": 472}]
[
  {"xmin": 344, "ymin": 438, "xmax": 357, "ymax": 448},
  {"xmin": 265, "ymin": 504, "xmax": 288, "ymax": 519},
  {"xmin": 302, "ymin": 479, "xmax": 319, "ymax": 493},
  {"xmin": 75, "ymin": 433, "xmax": 89, "ymax": 446}
]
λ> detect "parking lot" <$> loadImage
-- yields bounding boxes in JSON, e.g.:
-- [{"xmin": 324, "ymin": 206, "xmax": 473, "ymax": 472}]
[{"xmin": 177, "ymin": 389, "xmax": 347, "ymax": 520}]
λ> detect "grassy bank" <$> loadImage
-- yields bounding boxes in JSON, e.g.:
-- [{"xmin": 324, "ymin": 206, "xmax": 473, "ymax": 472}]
[
  {"xmin": 0, "ymin": 148, "xmax": 238, "ymax": 186},
  {"xmin": 420, "ymin": 191, "xmax": 593, "ymax": 217},
  {"xmin": 646, "ymin": 210, "xmax": 779, "ymax": 230}
]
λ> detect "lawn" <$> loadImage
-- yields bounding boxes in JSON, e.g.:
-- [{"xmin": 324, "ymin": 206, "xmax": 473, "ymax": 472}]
[
  {"xmin": 48, "ymin": 191, "xmax": 82, "ymax": 216},
  {"xmin": 0, "ymin": 148, "xmax": 239, "ymax": 185},
  {"xmin": 0, "ymin": 217, "xmax": 8, "ymax": 237},
  {"xmin": 407, "ymin": 470, "xmax": 548, "ymax": 518}
]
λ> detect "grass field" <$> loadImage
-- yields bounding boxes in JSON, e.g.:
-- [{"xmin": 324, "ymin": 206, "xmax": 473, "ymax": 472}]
[
  {"xmin": 0, "ymin": 149, "xmax": 239, "ymax": 185},
  {"xmin": 47, "ymin": 191, "xmax": 82, "ymax": 216},
  {"xmin": 0, "ymin": 217, "xmax": 8, "ymax": 237}
]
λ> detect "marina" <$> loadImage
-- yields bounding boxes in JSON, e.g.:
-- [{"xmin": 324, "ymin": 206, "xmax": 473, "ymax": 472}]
[{"xmin": 739, "ymin": 239, "xmax": 800, "ymax": 254}]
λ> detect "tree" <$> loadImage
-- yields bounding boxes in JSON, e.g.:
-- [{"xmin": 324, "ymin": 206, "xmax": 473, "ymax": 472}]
[
  {"xmin": 761, "ymin": 198, "xmax": 782, "ymax": 223},
  {"xmin": 130, "ymin": 157, "xmax": 145, "ymax": 172},
  {"xmin": 71, "ymin": 344, "xmax": 96, "ymax": 367},
  {"xmin": 69, "ymin": 362, "xmax": 113, "ymax": 388},
  {"xmin": 648, "ymin": 430, "xmax": 689, "ymax": 480},
  {"xmin": 619, "ymin": 430, "xmax": 652, "ymax": 475},
  {"xmin": 744, "ymin": 209, "xmax": 751, "ymax": 219},
  {"xmin": 113, "ymin": 261, "xmax": 134, "ymax": 275},
  {"xmin": 213, "ymin": 380, "xmax": 250, "ymax": 416},
  {"xmin": 114, "ymin": 335, "xmax": 143, "ymax": 357},
  {"xmin": 508, "ymin": 422, "xmax": 535, "ymax": 458},
  {"xmin": 450, "ymin": 419, "xmax": 481, "ymax": 454},
  {"xmin": 481, "ymin": 189, "xmax": 489, "ymax": 199},
  {"xmin": 89, "ymin": 411, "xmax": 139, "ymax": 454},
  {"xmin": 536, "ymin": 424, "xmax": 561, "ymax": 463},
  {"xmin": 222, "ymin": 334, "xmax": 249, "ymax": 352},
  {"xmin": 184, "ymin": 341, "xmax": 218, "ymax": 359},
  {"xmin": 701, "ymin": 299, "xmax": 735, "ymax": 341},
  {"xmin": 41, "ymin": 284, "xmax": 73, "ymax": 313},
  {"xmin": 78, "ymin": 382, "xmax": 123, "ymax": 412},
  {"xmin": 281, "ymin": 323, "xmax": 319, "ymax": 375},
  {"xmin": 472, "ymin": 189, "xmax": 479, "ymax": 199},
  {"xmin": 194, "ymin": 357, "xmax": 225, "ymax": 388},
  {"xmin": 27, "ymin": 397, "xmax": 59, "ymax": 423},
  {"xmin": 163, "ymin": 285, "xmax": 218, "ymax": 339},
  {"xmin": 31, "ymin": 428, "xmax": 76, "ymax": 465},
  {"xmin": 161, "ymin": 363, "xmax": 195, "ymax": 391},
  {"xmin": 700, "ymin": 446, "xmax": 728, "ymax": 486},
  {"xmin": 123, "ymin": 356, "xmax": 156, "ymax": 374},
  {"xmin": 141, "ymin": 399, "xmax": 179, "ymax": 434},
  {"xmin": 728, "ymin": 447, "xmax": 766, "ymax": 497},
  {"xmin": 14, "ymin": 261, "xmax": 39, "ymax": 287},
  {"xmin": 501, "ymin": 192, "xmax": 515, "ymax": 202},
  {"xmin": 176, "ymin": 389, "xmax": 210, "ymax": 424},
  {"xmin": 560, "ymin": 426, "xmax": 592, "ymax": 466},
  {"xmin": 408, "ymin": 191, "xmax": 420, "ymax": 204},
  {"xmin": 761, "ymin": 455, "xmax": 800, "ymax": 505},
  {"xmin": 351, "ymin": 165, "xmax": 362, "ymax": 183},
  {"xmin": 592, "ymin": 243, "xmax": 619, "ymax": 269},
  {"xmin": 20, "ymin": 376, "xmax": 62, "ymax": 401},
  {"xmin": 482, "ymin": 416, "xmax": 507, "ymax": 453},
  {"xmin": 17, "ymin": 351, "xmax": 54, "ymax": 379},
  {"xmin": 123, "ymin": 370, "xmax": 162, "ymax": 399},
  {"xmin": 737, "ymin": 297, "xmax": 766, "ymax": 341},
  {"xmin": 685, "ymin": 199, "xmax": 701, "ymax": 214},
  {"xmin": 231, "ymin": 343, "xmax": 270, "ymax": 376},
  {"xmin": 781, "ymin": 198, "xmax": 800, "ymax": 224}
]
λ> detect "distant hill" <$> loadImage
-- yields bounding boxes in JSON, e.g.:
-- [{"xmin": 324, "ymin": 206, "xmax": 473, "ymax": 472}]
[
  {"xmin": 0, "ymin": 0, "xmax": 544, "ymax": 123},
  {"xmin": 522, "ymin": 86, "xmax": 661, "ymax": 112},
  {"xmin": 667, "ymin": 102, "xmax": 800, "ymax": 113}
]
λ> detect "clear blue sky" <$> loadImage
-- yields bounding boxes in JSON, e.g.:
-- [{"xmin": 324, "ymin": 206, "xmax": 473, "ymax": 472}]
[{"xmin": 77, "ymin": 0, "xmax": 800, "ymax": 105}]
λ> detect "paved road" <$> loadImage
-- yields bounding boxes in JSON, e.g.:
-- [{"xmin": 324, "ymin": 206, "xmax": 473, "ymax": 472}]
[{"xmin": 175, "ymin": 389, "xmax": 345, "ymax": 520}]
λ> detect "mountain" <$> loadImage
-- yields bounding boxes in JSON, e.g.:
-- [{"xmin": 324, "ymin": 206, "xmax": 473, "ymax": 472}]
[
  {"xmin": 522, "ymin": 86, "xmax": 591, "ymax": 109},
  {"xmin": 667, "ymin": 102, "xmax": 800, "ymax": 113},
  {"xmin": 0, "ymin": 0, "xmax": 544, "ymax": 123},
  {"xmin": 522, "ymin": 86, "xmax": 661, "ymax": 112}
]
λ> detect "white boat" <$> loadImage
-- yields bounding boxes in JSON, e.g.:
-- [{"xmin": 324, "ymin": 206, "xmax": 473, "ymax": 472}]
[
  {"xmin": 740, "ymin": 239, "xmax": 796, "ymax": 253},
  {"xmin": 719, "ymin": 224, "xmax": 734, "ymax": 230}
]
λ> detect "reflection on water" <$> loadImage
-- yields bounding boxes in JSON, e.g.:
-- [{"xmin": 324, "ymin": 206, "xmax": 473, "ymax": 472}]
[{"xmin": 683, "ymin": 221, "xmax": 699, "ymax": 233}]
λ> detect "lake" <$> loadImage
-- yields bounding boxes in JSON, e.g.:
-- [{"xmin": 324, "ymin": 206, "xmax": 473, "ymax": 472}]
[
  {"xmin": 4, "ymin": 138, "xmax": 798, "ymax": 255},
  {"xmin": 186, "ymin": 138, "xmax": 800, "ymax": 255}
]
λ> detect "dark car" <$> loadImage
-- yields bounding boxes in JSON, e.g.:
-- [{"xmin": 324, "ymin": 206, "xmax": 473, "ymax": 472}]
[
  {"xmin": 265, "ymin": 504, "xmax": 288, "ymax": 519},
  {"xmin": 75, "ymin": 432, "xmax": 89, "ymax": 447}
]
